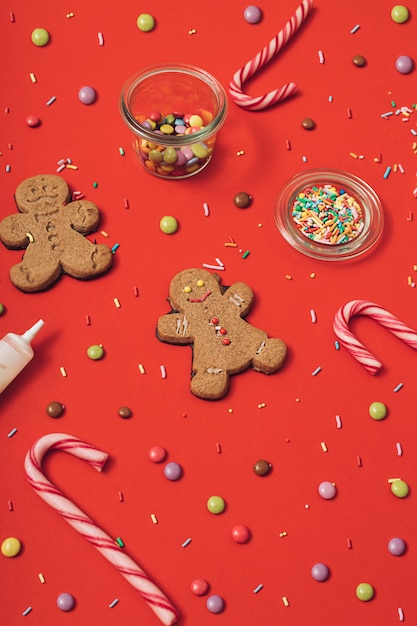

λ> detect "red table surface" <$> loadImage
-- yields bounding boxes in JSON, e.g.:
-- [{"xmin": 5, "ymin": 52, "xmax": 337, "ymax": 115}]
[{"xmin": 1, "ymin": 1, "xmax": 417, "ymax": 625}]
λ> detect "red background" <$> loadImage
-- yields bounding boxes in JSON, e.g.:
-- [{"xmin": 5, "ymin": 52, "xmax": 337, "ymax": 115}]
[{"xmin": 1, "ymin": 1, "xmax": 417, "ymax": 624}]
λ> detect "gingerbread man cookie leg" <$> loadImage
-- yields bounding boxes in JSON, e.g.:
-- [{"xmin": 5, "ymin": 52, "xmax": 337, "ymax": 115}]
[
  {"xmin": 25, "ymin": 433, "xmax": 179, "ymax": 626},
  {"xmin": 252, "ymin": 337, "xmax": 287, "ymax": 374}
]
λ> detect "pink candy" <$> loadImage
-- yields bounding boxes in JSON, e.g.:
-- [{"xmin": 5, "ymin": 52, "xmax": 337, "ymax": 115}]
[
  {"xmin": 229, "ymin": 0, "xmax": 313, "ymax": 111},
  {"xmin": 333, "ymin": 300, "xmax": 417, "ymax": 374},
  {"xmin": 25, "ymin": 433, "xmax": 179, "ymax": 625}
]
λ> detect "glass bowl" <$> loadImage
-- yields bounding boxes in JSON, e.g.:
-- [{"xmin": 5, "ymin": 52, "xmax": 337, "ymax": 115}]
[{"xmin": 274, "ymin": 169, "xmax": 384, "ymax": 261}]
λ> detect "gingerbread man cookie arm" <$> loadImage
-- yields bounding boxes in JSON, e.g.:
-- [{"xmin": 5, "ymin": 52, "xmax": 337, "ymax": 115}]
[
  {"xmin": 222, "ymin": 282, "xmax": 254, "ymax": 317},
  {"xmin": 0, "ymin": 214, "xmax": 32, "ymax": 248},
  {"xmin": 157, "ymin": 312, "xmax": 192, "ymax": 345},
  {"xmin": 67, "ymin": 200, "xmax": 101, "ymax": 233}
]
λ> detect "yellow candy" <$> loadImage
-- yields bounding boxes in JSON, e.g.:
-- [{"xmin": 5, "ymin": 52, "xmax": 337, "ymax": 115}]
[
  {"xmin": 191, "ymin": 143, "xmax": 209, "ymax": 159},
  {"xmin": 1, "ymin": 537, "xmax": 21, "ymax": 557},
  {"xmin": 189, "ymin": 114, "xmax": 203, "ymax": 127}
]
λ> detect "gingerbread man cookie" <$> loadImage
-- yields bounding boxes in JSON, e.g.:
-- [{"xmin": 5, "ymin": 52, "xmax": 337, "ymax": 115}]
[
  {"xmin": 0, "ymin": 174, "xmax": 112, "ymax": 292},
  {"xmin": 157, "ymin": 268, "xmax": 287, "ymax": 399}
]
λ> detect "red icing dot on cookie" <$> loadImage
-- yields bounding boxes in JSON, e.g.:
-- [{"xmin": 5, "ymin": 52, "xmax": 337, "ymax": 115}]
[{"xmin": 222, "ymin": 338, "xmax": 231, "ymax": 345}]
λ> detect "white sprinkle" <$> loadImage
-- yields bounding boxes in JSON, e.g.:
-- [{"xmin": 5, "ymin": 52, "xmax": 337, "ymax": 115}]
[
  {"xmin": 215, "ymin": 257, "xmax": 224, "ymax": 267},
  {"xmin": 56, "ymin": 164, "xmax": 66, "ymax": 173},
  {"xmin": 411, "ymin": 128, "xmax": 417, "ymax": 136},
  {"xmin": 318, "ymin": 50, "xmax": 325, "ymax": 64},
  {"xmin": 396, "ymin": 442, "xmax": 403, "ymax": 457},
  {"xmin": 328, "ymin": 95, "xmax": 333, "ymax": 102},
  {"xmin": 393, "ymin": 382, "xmax": 404, "ymax": 393},
  {"xmin": 202, "ymin": 263, "xmax": 225, "ymax": 270},
  {"xmin": 312, "ymin": 366, "xmax": 322, "ymax": 376},
  {"xmin": 253, "ymin": 583, "xmax": 263, "ymax": 594},
  {"xmin": 310, "ymin": 309, "xmax": 317, "ymax": 323},
  {"xmin": 381, "ymin": 111, "xmax": 394, "ymax": 118},
  {"xmin": 7, "ymin": 428, "xmax": 17, "ymax": 438},
  {"xmin": 109, "ymin": 598, "xmax": 119, "ymax": 608},
  {"xmin": 22, "ymin": 607, "xmax": 32, "ymax": 616},
  {"xmin": 335, "ymin": 414, "xmax": 342, "ymax": 429},
  {"xmin": 203, "ymin": 202, "xmax": 210, "ymax": 216},
  {"xmin": 398, "ymin": 607, "xmax": 404, "ymax": 622},
  {"xmin": 182, "ymin": 538, "xmax": 192, "ymax": 548},
  {"xmin": 350, "ymin": 24, "xmax": 360, "ymax": 34},
  {"xmin": 398, "ymin": 163, "xmax": 405, "ymax": 174},
  {"xmin": 160, "ymin": 365, "xmax": 167, "ymax": 379},
  {"xmin": 46, "ymin": 96, "xmax": 56, "ymax": 106},
  {"xmin": 302, "ymin": 155, "xmax": 308, "ymax": 163},
  {"xmin": 98, "ymin": 32, "xmax": 104, "ymax": 46}
]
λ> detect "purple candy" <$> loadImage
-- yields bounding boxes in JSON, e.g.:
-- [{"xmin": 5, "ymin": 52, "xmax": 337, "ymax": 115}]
[
  {"xmin": 388, "ymin": 537, "xmax": 406, "ymax": 556},
  {"xmin": 395, "ymin": 55, "xmax": 414, "ymax": 74},
  {"xmin": 206, "ymin": 594, "xmax": 225, "ymax": 614},
  {"xmin": 318, "ymin": 481, "xmax": 337, "ymax": 500},
  {"xmin": 56, "ymin": 592, "xmax": 75, "ymax": 612},
  {"xmin": 163, "ymin": 461, "xmax": 182, "ymax": 481},
  {"xmin": 78, "ymin": 86, "xmax": 97, "ymax": 105},
  {"xmin": 243, "ymin": 5, "xmax": 262, "ymax": 24},
  {"xmin": 311, "ymin": 563, "xmax": 330, "ymax": 581}
]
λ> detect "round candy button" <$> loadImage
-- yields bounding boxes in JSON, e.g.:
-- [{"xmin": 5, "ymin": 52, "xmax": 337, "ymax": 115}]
[
  {"xmin": 25, "ymin": 115, "xmax": 41, "ymax": 128},
  {"xmin": 353, "ymin": 55, "xmax": 367, "ymax": 67},
  {"xmin": 137, "ymin": 13, "xmax": 155, "ymax": 32},
  {"xmin": 160, "ymin": 216, "xmax": 178, "ymax": 234},
  {"xmin": 56, "ymin": 592, "xmax": 75, "ymax": 611},
  {"xmin": 356, "ymin": 582, "xmax": 374, "ymax": 602},
  {"xmin": 164, "ymin": 461, "xmax": 182, "ymax": 481},
  {"xmin": 391, "ymin": 479, "xmax": 409, "ymax": 498},
  {"xmin": 118, "ymin": 406, "xmax": 133, "ymax": 419},
  {"xmin": 311, "ymin": 562, "xmax": 329, "ymax": 581},
  {"xmin": 1, "ymin": 537, "xmax": 21, "ymax": 557},
  {"xmin": 253, "ymin": 459, "xmax": 271, "ymax": 476},
  {"xmin": 396, "ymin": 55, "xmax": 414, "ymax": 74},
  {"xmin": 148, "ymin": 446, "xmax": 167, "ymax": 463},
  {"xmin": 231, "ymin": 524, "xmax": 251, "ymax": 543},
  {"xmin": 243, "ymin": 5, "xmax": 262, "ymax": 24},
  {"xmin": 391, "ymin": 5, "xmax": 409, "ymax": 23},
  {"xmin": 318, "ymin": 481, "xmax": 337, "ymax": 500},
  {"xmin": 233, "ymin": 192, "xmax": 252, "ymax": 208},
  {"xmin": 0, "ymin": 303, "xmax": 4, "ymax": 315},
  {"xmin": 207, "ymin": 495, "xmax": 225, "ymax": 514},
  {"xmin": 368, "ymin": 401, "xmax": 387, "ymax": 420},
  {"xmin": 206, "ymin": 594, "xmax": 225, "ymax": 614},
  {"xmin": 302, "ymin": 117, "xmax": 316, "ymax": 130},
  {"xmin": 46, "ymin": 401, "xmax": 65, "ymax": 418},
  {"xmin": 388, "ymin": 537, "xmax": 406, "ymax": 556},
  {"xmin": 78, "ymin": 86, "xmax": 96, "ymax": 105},
  {"xmin": 31, "ymin": 28, "xmax": 50, "ymax": 46},
  {"xmin": 87, "ymin": 344, "xmax": 104, "ymax": 360},
  {"xmin": 191, "ymin": 578, "xmax": 209, "ymax": 595}
]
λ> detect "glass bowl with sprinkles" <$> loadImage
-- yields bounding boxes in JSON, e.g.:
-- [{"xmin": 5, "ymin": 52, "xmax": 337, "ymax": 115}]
[{"xmin": 274, "ymin": 169, "xmax": 384, "ymax": 261}]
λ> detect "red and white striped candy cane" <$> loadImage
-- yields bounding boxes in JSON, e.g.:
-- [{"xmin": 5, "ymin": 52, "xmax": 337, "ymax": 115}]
[
  {"xmin": 333, "ymin": 300, "xmax": 417, "ymax": 374},
  {"xmin": 229, "ymin": 0, "xmax": 314, "ymax": 111},
  {"xmin": 25, "ymin": 433, "xmax": 179, "ymax": 626}
]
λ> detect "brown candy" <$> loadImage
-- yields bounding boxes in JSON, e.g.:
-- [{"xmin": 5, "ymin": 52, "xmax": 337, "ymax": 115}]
[
  {"xmin": 353, "ymin": 55, "xmax": 366, "ymax": 67},
  {"xmin": 253, "ymin": 459, "xmax": 271, "ymax": 476},
  {"xmin": 46, "ymin": 401, "xmax": 65, "ymax": 418},
  {"xmin": 118, "ymin": 406, "xmax": 133, "ymax": 419},
  {"xmin": 233, "ymin": 192, "xmax": 252, "ymax": 208},
  {"xmin": 302, "ymin": 117, "xmax": 315, "ymax": 130}
]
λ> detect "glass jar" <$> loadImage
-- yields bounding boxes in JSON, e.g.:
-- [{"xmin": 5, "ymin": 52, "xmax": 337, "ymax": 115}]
[{"xmin": 120, "ymin": 64, "xmax": 228, "ymax": 179}]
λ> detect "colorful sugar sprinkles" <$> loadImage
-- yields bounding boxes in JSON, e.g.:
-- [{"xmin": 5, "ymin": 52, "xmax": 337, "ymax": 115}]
[
  {"xmin": 291, "ymin": 184, "xmax": 364, "ymax": 245},
  {"xmin": 135, "ymin": 110, "xmax": 214, "ymax": 177}
]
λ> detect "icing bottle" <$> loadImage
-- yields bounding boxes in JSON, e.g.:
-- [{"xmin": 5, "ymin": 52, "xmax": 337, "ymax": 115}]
[{"xmin": 0, "ymin": 319, "xmax": 45, "ymax": 393}]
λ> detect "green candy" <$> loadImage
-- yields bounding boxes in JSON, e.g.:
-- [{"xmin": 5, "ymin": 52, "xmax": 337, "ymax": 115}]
[
  {"xmin": 137, "ymin": 13, "xmax": 155, "ymax": 32},
  {"xmin": 391, "ymin": 5, "xmax": 409, "ymax": 23},
  {"xmin": 207, "ymin": 495, "xmax": 225, "ymax": 515},
  {"xmin": 31, "ymin": 28, "xmax": 50, "ymax": 46},
  {"xmin": 391, "ymin": 479, "xmax": 409, "ymax": 498},
  {"xmin": 87, "ymin": 344, "xmax": 104, "ymax": 360},
  {"xmin": 160, "ymin": 216, "xmax": 178, "ymax": 234},
  {"xmin": 0, "ymin": 303, "xmax": 5, "ymax": 315},
  {"xmin": 368, "ymin": 401, "xmax": 387, "ymax": 421},
  {"xmin": 356, "ymin": 583, "xmax": 374, "ymax": 602}
]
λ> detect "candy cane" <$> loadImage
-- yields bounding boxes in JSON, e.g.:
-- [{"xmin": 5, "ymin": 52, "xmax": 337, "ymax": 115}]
[
  {"xmin": 229, "ymin": 0, "xmax": 313, "ymax": 111},
  {"xmin": 24, "ymin": 433, "xmax": 179, "ymax": 626},
  {"xmin": 333, "ymin": 300, "xmax": 417, "ymax": 374}
]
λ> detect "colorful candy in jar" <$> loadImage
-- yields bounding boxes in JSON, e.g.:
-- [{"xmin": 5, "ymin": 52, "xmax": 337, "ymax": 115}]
[{"xmin": 134, "ymin": 110, "xmax": 215, "ymax": 178}]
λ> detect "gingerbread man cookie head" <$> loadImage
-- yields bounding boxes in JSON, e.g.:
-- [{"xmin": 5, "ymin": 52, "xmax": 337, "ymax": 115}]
[
  {"xmin": 157, "ymin": 268, "xmax": 287, "ymax": 400},
  {"xmin": 15, "ymin": 174, "xmax": 70, "ymax": 212},
  {"xmin": 0, "ymin": 174, "xmax": 113, "ymax": 292}
]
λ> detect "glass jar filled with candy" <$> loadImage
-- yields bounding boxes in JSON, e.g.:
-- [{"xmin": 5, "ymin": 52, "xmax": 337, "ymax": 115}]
[{"xmin": 120, "ymin": 64, "xmax": 228, "ymax": 179}]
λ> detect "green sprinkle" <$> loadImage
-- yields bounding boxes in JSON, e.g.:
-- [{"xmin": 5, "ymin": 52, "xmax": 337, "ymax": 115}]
[
  {"xmin": 119, "ymin": 147, "xmax": 125, "ymax": 156},
  {"xmin": 92, "ymin": 181, "xmax": 98, "ymax": 188},
  {"xmin": 242, "ymin": 250, "xmax": 250, "ymax": 259},
  {"xmin": 116, "ymin": 537, "xmax": 125, "ymax": 547}
]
